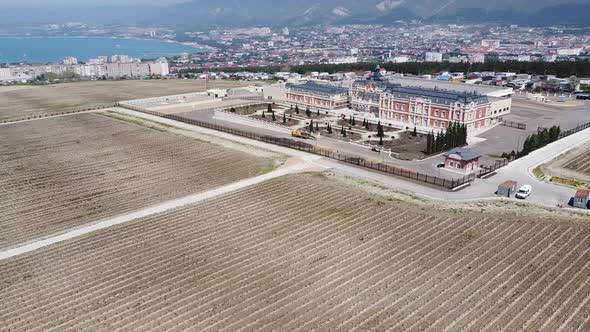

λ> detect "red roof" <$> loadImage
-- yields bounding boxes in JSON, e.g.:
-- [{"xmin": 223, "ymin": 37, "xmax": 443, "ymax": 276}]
[
  {"xmin": 500, "ymin": 180, "xmax": 517, "ymax": 188},
  {"xmin": 575, "ymin": 189, "xmax": 590, "ymax": 199}
]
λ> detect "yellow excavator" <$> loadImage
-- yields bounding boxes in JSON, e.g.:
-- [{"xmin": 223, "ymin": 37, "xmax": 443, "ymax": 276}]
[{"xmin": 291, "ymin": 129, "xmax": 315, "ymax": 139}]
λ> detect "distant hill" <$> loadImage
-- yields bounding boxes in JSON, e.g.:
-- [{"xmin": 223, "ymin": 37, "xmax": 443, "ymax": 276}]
[
  {"xmin": 150, "ymin": 0, "xmax": 590, "ymax": 28},
  {"xmin": 2, "ymin": 0, "xmax": 590, "ymax": 28}
]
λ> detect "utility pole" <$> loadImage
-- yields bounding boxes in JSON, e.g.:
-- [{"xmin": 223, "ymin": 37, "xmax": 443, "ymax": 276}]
[{"xmin": 205, "ymin": 66, "xmax": 210, "ymax": 91}]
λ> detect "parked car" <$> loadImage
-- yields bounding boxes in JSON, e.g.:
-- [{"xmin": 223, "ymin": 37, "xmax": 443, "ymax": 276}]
[{"xmin": 515, "ymin": 185, "xmax": 532, "ymax": 199}]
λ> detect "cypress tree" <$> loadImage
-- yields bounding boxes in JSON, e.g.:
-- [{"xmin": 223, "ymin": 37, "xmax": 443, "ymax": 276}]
[
  {"xmin": 272, "ymin": 111, "xmax": 276, "ymax": 121},
  {"xmin": 412, "ymin": 126, "xmax": 417, "ymax": 137},
  {"xmin": 295, "ymin": 105, "xmax": 299, "ymax": 114},
  {"xmin": 262, "ymin": 111, "xmax": 265, "ymax": 118},
  {"xmin": 327, "ymin": 123, "xmax": 332, "ymax": 134},
  {"xmin": 317, "ymin": 109, "xmax": 320, "ymax": 116},
  {"xmin": 436, "ymin": 131, "xmax": 442, "ymax": 152},
  {"xmin": 377, "ymin": 121, "xmax": 384, "ymax": 138},
  {"xmin": 352, "ymin": 116, "xmax": 356, "ymax": 126},
  {"xmin": 306, "ymin": 107, "xmax": 311, "ymax": 117},
  {"xmin": 426, "ymin": 131, "xmax": 433, "ymax": 154},
  {"xmin": 267, "ymin": 104, "xmax": 273, "ymax": 113},
  {"xmin": 316, "ymin": 122, "xmax": 319, "ymax": 132},
  {"xmin": 341, "ymin": 124, "xmax": 345, "ymax": 135},
  {"xmin": 309, "ymin": 120, "xmax": 314, "ymax": 132},
  {"xmin": 379, "ymin": 135, "xmax": 383, "ymax": 146},
  {"xmin": 282, "ymin": 112, "xmax": 286, "ymax": 124}
]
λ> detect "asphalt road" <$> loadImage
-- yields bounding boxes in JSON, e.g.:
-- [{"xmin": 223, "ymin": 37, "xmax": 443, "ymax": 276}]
[{"xmin": 116, "ymin": 107, "xmax": 590, "ymax": 213}]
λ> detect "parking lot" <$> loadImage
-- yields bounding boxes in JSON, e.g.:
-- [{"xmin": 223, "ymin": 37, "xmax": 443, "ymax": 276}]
[{"xmin": 473, "ymin": 94, "xmax": 590, "ymax": 162}]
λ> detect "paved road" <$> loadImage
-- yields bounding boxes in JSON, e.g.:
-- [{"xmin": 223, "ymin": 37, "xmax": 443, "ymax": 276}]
[
  {"xmin": 474, "ymin": 95, "xmax": 590, "ymax": 161},
  {"xmin": 317, "ymin": 126, "xmax": 590, "ymax": 211},
  {"xmin": 116, "ymin": 107, "xmax": 590, "ymax": 213}
]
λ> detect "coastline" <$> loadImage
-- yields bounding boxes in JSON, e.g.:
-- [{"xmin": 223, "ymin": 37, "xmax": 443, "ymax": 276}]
[{"xmin": 0, "ymin": 35, "xmax": 210, "ymax": 64}]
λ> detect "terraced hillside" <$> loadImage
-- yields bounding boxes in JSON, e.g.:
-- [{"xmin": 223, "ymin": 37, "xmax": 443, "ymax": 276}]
[
  {"xmin": 1, "ymin": 174, "xmax": 589, "ymax": 331},
  {"xmin": 0, "ymin": 113, "xmax": 272, "ymax": 248}
]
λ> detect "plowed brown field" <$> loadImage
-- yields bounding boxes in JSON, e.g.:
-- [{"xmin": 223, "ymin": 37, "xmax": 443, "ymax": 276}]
[
  {"xmin": 0, "ymin": 113, "xmax": 270, "ymax": 248},
  {"xmin": 0, "ymin": 79, "xmax": 247, "ymax": 122},
  {"xmin": 1, "ymin": 174, "xmax": 589, "ymax": 331}
]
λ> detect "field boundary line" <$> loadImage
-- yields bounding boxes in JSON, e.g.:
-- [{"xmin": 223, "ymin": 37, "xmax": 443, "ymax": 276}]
[
  {"xmin": 0, "ymin": 162, "xmax": 312, "ymax": 260},
  {"xmin": 0, "ymin": 109, "xmax": 104, "ymax": 126},
  {"xmin": 111, "ymin": 107, "xmax": 318, "ymax": 160}
]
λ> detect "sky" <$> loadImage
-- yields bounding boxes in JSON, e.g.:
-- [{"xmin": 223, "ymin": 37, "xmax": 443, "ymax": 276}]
[{"xmin": 0, "ymin": 0, "xmax": 185, "ymax": 7}]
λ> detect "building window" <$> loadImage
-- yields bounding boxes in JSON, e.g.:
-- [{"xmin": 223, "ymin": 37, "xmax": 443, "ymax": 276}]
[
  {"xmin": 442, "ymin": 111, "xmax": 446, "ymax": 118},
  {"xmin": 402, "ymin": 105, "xmax": 406, "ymax": 111},
  {"xmin": 449, "ymin": 161, "xmax": 454, "ymax": 167},
  {"xmin": 434, "ymin": 120, "xmax": 439, "ymax": 127},
  {"xmin": 435, "ymin": 110, "xmax": 439, "ymax": 117}
]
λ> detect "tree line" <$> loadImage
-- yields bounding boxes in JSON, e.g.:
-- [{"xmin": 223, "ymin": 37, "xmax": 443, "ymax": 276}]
[
  {"xmin": 502, "ymin": 125, "xmax": 561, "ymax": 159},
  {"xmin": 425, "ymin": 122, "xmax": 468, "ymax": 155},
  {"xmin": 181, "ymin": 60, "xmax": 590, "ymax": 78}
]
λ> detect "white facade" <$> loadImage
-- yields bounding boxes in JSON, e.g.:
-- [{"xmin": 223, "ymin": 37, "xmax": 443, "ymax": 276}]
[
  {"xmin": 469, "ymin": 54, "xmax": 486, "ymax": 63},
  {"xmin": 0, "ymin": 68, "xmax": 13, "ymax": 81},
  {"xmin": 425, "ymin": 52, "xmax": 443, "ymax": 62},
  {"xmin": 557, "ymin": 48, "xmax": 582, "ymax": 56},
  {"xmin": 149, "ymin": 62, "xmax": 169, "ymax": 76},
  {"xmin": 63, "ymin": 57, "xmax": 78, "ymax": 65},
  {"xmin": 481, "ymin": 40, "xmax": 501, "ymax": 48}
]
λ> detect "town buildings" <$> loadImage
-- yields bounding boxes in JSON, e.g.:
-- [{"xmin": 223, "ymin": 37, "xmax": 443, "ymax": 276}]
[{"xmin": 0, "ymin": 55, "xmax": 170, "ymax": 82}]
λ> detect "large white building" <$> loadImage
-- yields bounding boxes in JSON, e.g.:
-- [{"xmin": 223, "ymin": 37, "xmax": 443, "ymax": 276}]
[
  {"xmin": 149, "ymin": 61, "xmax": 170, "ymax": 76},
  {"xmin": 63, "ymin": 57, "xmax": 78, "ymax": 65},
  {"xmin": 425, "ymin": 52, "xmax": 443, "ymax": 62}
]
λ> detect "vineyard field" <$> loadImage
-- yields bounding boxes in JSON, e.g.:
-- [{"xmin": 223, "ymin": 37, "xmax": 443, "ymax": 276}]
[
  {"xmin": 1, "ymin": 174, "xmax": 589, "ymax": 331},
  {"xmin": 0, "ymin": 79, "xmax": 247, "ymax": 122},
  {"xmin": 0, "ymin": 113, "xmax": 271, "ymax": 248},
  {"xmin": 564, "ymin": 144, "xmax": 590, "ymax": 176}
]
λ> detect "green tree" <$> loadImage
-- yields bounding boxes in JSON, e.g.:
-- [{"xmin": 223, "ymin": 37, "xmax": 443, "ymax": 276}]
[
  {"xmin": 327, "ymin": 123, "xmax": 332, "ymax": 134},
  {"xmin": 272, "ymin": 111, "xmax": 276, "ymax": 121},
  {"xmin": 306, "ymin": 107, "xmax": 311, "ymax": 117},
  {"xmin": 436, "ymin": 131, "xmax": 443, "ymax": 152},
  {"xmin": 352, "ymin": 116, "xmax": 356, "ymax": 126},
  {"xmin": 426, "ymin": 131, "xmax": 433, "ymax": 154},
  {"xmin": 379, "ymin": 135, "xmax": 383, "ymax": 146},
  {"xmin": 343, "ymin": 129, "xmax": 347, "ymax": 138},
  {"xmin": 309, "ymin": 120, "xmax": 314, "ymax": 132},
  {"xmin": 230, "ymin": 107, "xmax": 236, "ymax": 113},
  {"xmin": 316, "ymin": 122, "xmax": 319, "ymax": 132},
  {"xmin": 377, "ymin": 121, "xmax": 384, "ymax": 138},
  {"xmin": 267, "ymin": 104, "xmax": 273, "ymax": 113},
  {"xmin": 282, "ymin": 112, "xmax": 286, "ymax": 124},
  {"xmin": 412, "ymin": 126, "xmax": 417, "ymax": 137},
  {"xmin": 317, "ymin": 109, "xmax": 320, "ymax": 116},
  {"xmin": 295, "ymin": 105, "xmax": 299, "ymax": 114},
  {"xmin": 262, "ymin": 111, "xmax": 265, "ymax": 118}
]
